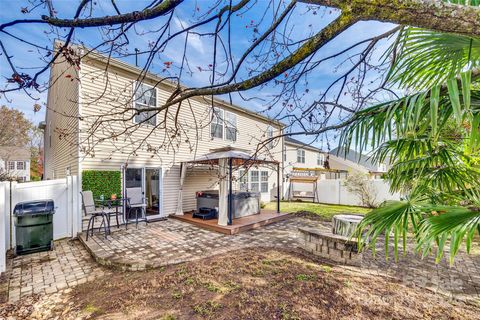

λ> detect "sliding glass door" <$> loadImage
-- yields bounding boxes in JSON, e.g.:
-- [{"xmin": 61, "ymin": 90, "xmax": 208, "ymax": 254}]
[
  {"xmin": 123, "ymin": 166, "xmax": 164, "ymax": 220},
  {"xmin": 145, "ymin": 168, "xmax": 163, "ymax": 218}
]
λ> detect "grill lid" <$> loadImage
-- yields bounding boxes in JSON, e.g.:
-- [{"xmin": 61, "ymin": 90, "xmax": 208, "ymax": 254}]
[{"xmin": 13, "ymin": 200, "xmax": 55, "ymax": 216}]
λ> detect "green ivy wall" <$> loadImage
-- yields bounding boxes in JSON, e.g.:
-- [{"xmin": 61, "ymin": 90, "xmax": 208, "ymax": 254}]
[{"xmin": 82, "ymin": 170, "xmax": 122, "ymax": 200}]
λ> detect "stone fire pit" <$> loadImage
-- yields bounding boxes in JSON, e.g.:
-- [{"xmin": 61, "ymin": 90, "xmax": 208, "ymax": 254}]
[
  {"xmin": 298, "ymin": 214, "xmax": 365, "ymax": 266},
  {"xmin": 332, "ymin": 214, "xmax": 364, "ymax": 238}
]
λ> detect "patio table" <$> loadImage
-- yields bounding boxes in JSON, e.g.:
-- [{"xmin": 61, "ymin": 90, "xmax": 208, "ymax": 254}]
[{"xmin": 95, "ymin": 198, "xmax": 128, "ymax": 231}]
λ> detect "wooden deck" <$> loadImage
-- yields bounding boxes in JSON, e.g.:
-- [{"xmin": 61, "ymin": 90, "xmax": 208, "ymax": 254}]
[{"xmin": 172, "ymin": 210, "xmax": 293, "ymax": 235}]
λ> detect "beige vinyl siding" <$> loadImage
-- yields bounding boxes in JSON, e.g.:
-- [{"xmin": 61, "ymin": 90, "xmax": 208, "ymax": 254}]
[
  {"xmin": 78, "ymin": 58, "xmax": 282, "ymax": 214},
  {"xmin": 44, "ymin": 53, "xmax": 79, "ymax": 179}
]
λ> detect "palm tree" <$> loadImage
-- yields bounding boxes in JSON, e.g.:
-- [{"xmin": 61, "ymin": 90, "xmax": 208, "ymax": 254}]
[{"xmin": 340, "ymin": 19, "xmax": 480, "ymax": 263}]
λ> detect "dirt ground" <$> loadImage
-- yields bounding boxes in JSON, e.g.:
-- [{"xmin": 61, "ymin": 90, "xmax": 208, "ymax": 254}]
[{"xmin": 1, "ymin": 248, "xmax": 479, "ymax": 320}]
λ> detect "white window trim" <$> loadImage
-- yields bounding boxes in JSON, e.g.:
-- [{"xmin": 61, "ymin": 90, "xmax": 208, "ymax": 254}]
[
  {"xmin": 211, "ymin": 107, "xmax": 224, "ymax": 139},
  {"xmin": 297, "ymin": 149, "xmax": 305, "ymax": 163},
  {"xmin": 211, "ymin": 107, "xmax": 238, "ymax": 142},
  {"xmin": 238, "ymin": 169, "xmax": 269, "ymax": 193},
  {"xmin": 16, "ymin": 161, "xmax": 25, "ymax": 170},
  {"xmin": 317, "ymin": 153, "xmax": 325, "ymax": 166},
  {"xmin": 225, "ymin": 111, "xmax": 237, "ymax": 142},
  {"xmin": 133, "ymin": 82, "xmax": 157, "ymax": 126},
  {"xmin": 266, "ymin": 126, "xmax": 274, "ymax": 149}
]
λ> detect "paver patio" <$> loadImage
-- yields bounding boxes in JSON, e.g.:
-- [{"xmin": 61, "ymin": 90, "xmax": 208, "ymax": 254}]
[
  {"xmin": 4, "ymin": 240, "xmax": 107, "ymax": 302},
  {"xmin": 3, "ymin": 217, "xmax": 480, "ymax": 305}
]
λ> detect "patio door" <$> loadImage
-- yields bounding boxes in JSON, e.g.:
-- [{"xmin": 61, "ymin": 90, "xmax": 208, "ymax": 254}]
[
  {"xmin": 144, "ymin": 167, "xmax": 164, "ymax": 219},
  {"xmin": 123, "ymin": 166, "xmax": 164, "ymax": 220}
]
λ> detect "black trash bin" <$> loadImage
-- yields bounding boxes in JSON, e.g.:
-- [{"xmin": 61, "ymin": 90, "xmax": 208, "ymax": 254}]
[{"xmin": 13, "ymin": 200, "xmax": 55, "ymax": 255}]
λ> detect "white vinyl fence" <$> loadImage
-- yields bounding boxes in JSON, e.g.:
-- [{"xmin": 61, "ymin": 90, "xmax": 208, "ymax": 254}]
[
  {"xmin": 286, "ymin": 179, "xmax": 401, "ymax": 207},
  {"xmin": 0, "ymin": 176, "xmax": 81, "ymax": 273},
  {"xmin": 316, "ymin": 179, "xmax": 401, "ymax": 206}
]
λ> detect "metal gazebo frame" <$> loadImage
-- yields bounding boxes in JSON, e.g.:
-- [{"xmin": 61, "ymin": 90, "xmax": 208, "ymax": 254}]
[{"xmin": 181, "ymin": 147, "xmax": 281, "ymax": 225}]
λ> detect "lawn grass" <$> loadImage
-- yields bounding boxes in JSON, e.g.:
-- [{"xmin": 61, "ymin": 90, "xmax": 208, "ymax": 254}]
[{"xmin": 264, "ymin": 201, "xmax": 371, "ymax": 221}]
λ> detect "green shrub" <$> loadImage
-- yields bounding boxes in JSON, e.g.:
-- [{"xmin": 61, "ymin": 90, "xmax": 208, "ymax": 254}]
[{"xmin": 82, "ymin": 170, "xmax": 121, "ymax": 200}]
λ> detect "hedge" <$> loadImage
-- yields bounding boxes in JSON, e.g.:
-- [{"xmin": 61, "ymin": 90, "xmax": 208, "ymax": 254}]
[{"xmin": 82, "ymin": 170, "xmax": 122, "ymax": 200}]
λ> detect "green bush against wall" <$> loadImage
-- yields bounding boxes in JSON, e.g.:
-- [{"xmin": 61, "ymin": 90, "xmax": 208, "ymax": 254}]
[{"xmin": 82, "ymin": 170, "xmax": 122, "ymax": 200}]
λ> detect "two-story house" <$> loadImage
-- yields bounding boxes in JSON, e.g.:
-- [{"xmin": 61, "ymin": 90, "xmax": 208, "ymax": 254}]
[
  {"xmin": 0, "ymin": 146, "xmax": 31, "ymax": 182},
  {"xmin": 43, "ymin": 41, "xmax": 284, "ymax": 222},
  {"xmin": 284, "ymin": 136, "xmax": 326, "ymax": 171}
]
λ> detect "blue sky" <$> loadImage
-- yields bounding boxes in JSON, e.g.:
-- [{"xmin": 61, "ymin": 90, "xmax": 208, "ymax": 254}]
[{"xmin": 0, "ymin": 0, "xmax": 397, "ymax": 150}]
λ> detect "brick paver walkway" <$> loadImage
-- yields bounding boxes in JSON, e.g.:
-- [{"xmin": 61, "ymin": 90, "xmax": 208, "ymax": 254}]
[
  {"xmin": 4, "ymin": 240, "xmax": 107, "ymax": 302},
  {"xmin": 4, "ymin": 217, "xmax": 480, "ymax": 304}
]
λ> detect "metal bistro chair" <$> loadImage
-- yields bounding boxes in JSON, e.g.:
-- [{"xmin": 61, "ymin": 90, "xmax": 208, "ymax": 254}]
[
  {"xmin": 80, "ymin": 191, "xmax": 109, "ymax": 240},
  {"xmin": 125, "ymin": 187, "xmax": 147, "ymax": 229}
]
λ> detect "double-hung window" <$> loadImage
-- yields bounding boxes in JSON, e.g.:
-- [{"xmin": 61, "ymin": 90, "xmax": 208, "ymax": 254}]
[
  {"xmin": 16, "ymin": 161, "xmax": 25, "ymax": 170},
  {"xmin": 238, "ymin": 170, "xmax": 269, "ymax": 193},
  {"xmin": 134, "ymin": 83, "xmax": 157, "ymax": 126},
  {"xmin": 266, "ymin": 127, "xmax": 274, "ymax": 149},
  {"xmin": 297, "ymin": 149, "xmax": 305, "ymax": 163},
  {"xmin": 225, "ymin": 112, "xmax": 237, "ymax": 141},
  {"xmin": 250, "ymin": 170, "xmax": 259, "ymax": 192},
  {"xmin": 260, "ymin": 171, "xmax": 269, "ymax": 193},
  {"xmin": 211, "ymin": 107, "xmax": 224, "ymax": 139},
  {"xmin": 239, "ymin": 169, "xmax": 248, "ymax": 191},
  {"xmin": 8, "ymin": 161, "xmax": 15, "ymax": 170},
  {"xmin": 317, "ymin": 153, "xmax": 324, "ymax": 166}
]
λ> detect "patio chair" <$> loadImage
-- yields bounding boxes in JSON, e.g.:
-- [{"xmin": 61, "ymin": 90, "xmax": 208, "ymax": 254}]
[
  {"xmin": 125, "ymin": 187, "xmax": 147, "ymax": 229},
  {"xmin": 80, "ymin": 190, "xmax": 109, "ymax": 240}
]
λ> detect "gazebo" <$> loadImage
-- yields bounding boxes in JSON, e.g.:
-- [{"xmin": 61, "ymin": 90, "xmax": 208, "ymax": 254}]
[{"xmin": 174, "ymin": 146, "xmax": 281, "ymax": 227}]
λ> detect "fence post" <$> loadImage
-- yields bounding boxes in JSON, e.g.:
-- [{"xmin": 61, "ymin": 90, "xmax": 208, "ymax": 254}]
[
  {"xmin": 7, "ymin": 181, "xmax": 17, "ymax": 250},
  {"xmin": 71, "ymin": 175, "xmax": 80, "ymax": 237}
]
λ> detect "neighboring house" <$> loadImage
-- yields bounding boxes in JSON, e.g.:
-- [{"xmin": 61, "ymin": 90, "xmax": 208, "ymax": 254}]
[
  {"xmin": 0, "ymin": 146, "xmax": 31, "ymax": 182},
  {"xmin": 43, "ymin": 41, "xmax": 284, "ymax": 220},
  {"xmin": 284, "ymin": 136, "xmax": 326, "ymax": 171},
  {"xmin": 329, "ymin": 147, "xmax": 389, "ymax": 179}
]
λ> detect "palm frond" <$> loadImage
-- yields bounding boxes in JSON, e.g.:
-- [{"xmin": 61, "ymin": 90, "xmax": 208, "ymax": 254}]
[
  {"xmin": 388, "ymin": 28, "xmax": 480, "ymax": 91},
  {"xmin": 416, "ymin": 205, "xmax": 480, "ymax": 264},
  {"xmin": 356, "ymin": 198, "xmax": 425, "ymax": 261}
]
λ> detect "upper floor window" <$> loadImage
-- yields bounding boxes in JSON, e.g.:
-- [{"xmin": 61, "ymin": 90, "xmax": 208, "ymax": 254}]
[
  {"xmin": 297, "ymin": 149, "xmax": 305, "ymax": 163},
  {"xmin": 283, "ymin": 145, "xmax": 287, "ymax": 161},
  {"xmin": 211, "ymin": 107, "xmax": 237, "ymax": 141},
  {"xmin": 317, "ymin": 153, "xmax": 324, "ymax": 166},
  {"xmin": 225, "ymin": 112, "xmax": 237, "ymax": 142},
  {"xmin": 8, "ymin": 161, "xmax": 15, "ymax": 170},
  {"xmin": 134, "ymin": 83, "xmax": 157, "ymax": 126},
  {"xmin": 266, "ymin": 127, "xmax": 274, "ymax": 149},
  {"xmin": 16, "ymin": 161, "xmax": 25, "ymax": 170},
  {"xmin": 211, "ymin": 107, "xmax": 224, "ymax": 139},
  {"xmin": 378, "ymin": 163, "xmax": 387, "ymax": 172}
]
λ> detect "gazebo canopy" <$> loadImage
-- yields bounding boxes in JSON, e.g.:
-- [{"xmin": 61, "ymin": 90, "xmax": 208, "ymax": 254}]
[
  {"xmin": 185, "ymin": 146, "xmax": 278, "ymax": 166},
  {"xmin": 177, "ymin": 146, "xmax": 281, "ymax": 226}
]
